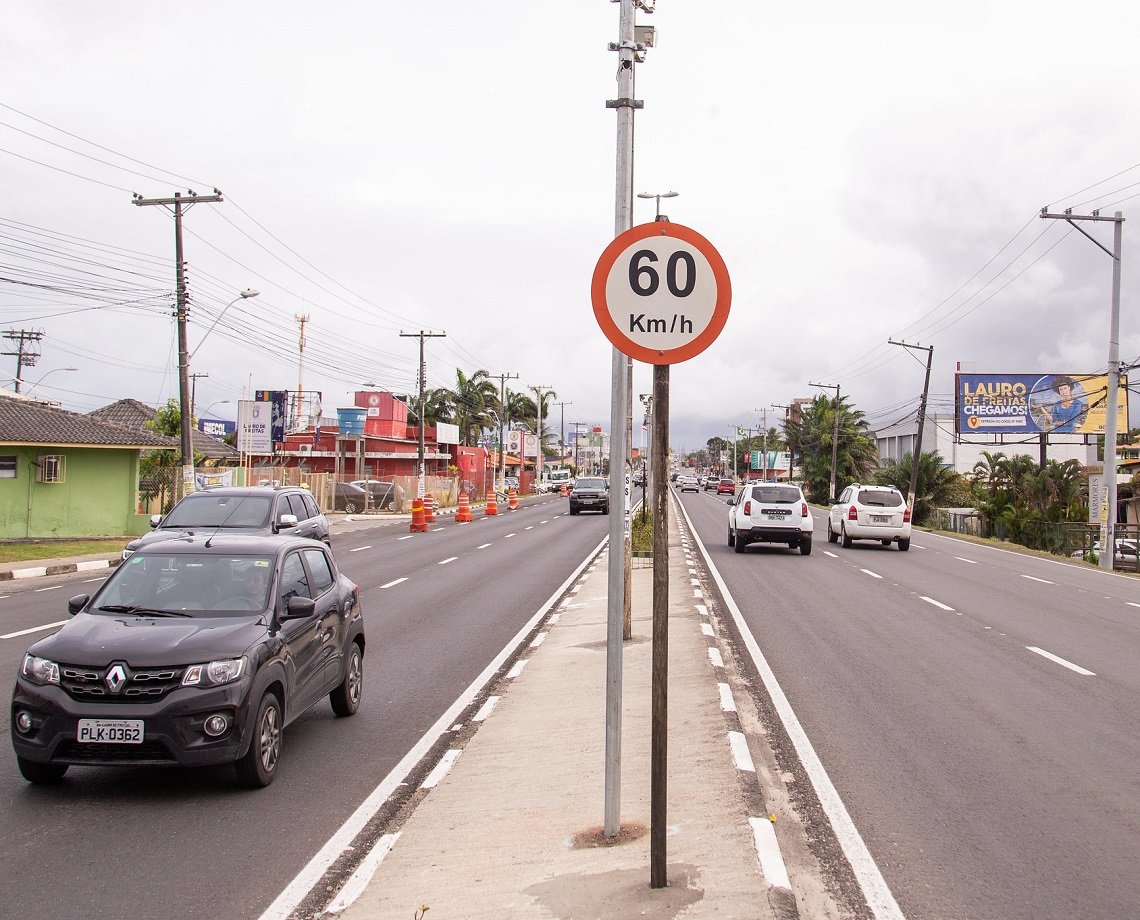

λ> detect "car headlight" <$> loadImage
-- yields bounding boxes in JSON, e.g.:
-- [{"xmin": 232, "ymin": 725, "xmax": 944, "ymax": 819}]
[
  {"xmin": 22, "ymin": 654, "xmax": 60, "ymax": 686},
  {"xmin": 182, "ymin": 657, "xmax": 246, "ymax": 687}
]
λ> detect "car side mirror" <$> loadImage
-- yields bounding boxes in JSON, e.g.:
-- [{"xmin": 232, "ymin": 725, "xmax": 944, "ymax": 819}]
[
  {"xmin": 68, "ymin": 594, "xmax": 89, "ymax": 615},
  {"xmin": 726, "ymin": 498, "xmax": 735, "ymax": 506},
  {"xmin": 281, "ymin": 595, "xmax": 316, "ymax": 619},
  {"xmin": 276, "ymin": 513, "xmax": 299, "ymax": 532},
  {"xmin": 149, "ymin": 514, "xmax": 162, "ymax": 528}
]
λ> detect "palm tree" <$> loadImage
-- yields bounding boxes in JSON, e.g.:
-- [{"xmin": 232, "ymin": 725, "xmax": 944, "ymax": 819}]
[
  {"xmin": 450, "ymin": 369, "xmax": 498, "ymax": 446},
  {"xmin": 407, "ymin": 387, "xmax": 455, "ymax": 428},
  {"xmin": 784, "ymin": 394, "xmax": 877, "ymax": 502},
  {"xmin": 876, "ymin": 451, "xmax": 966, "ymax": 526}
]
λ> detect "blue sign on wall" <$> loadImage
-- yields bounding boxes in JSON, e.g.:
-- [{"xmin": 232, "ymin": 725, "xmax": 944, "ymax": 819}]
[{"xmin": 198, "ymin": 418, "xmax": 236, "ymax": 438}]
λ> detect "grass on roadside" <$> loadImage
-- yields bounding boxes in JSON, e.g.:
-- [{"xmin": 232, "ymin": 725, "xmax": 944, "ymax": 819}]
[{"xmin": 0, "ymin": 538, "xmax": 128, "ymax": 564}]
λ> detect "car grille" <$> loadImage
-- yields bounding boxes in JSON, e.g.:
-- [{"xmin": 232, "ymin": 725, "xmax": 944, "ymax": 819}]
[
  {"xmin": 60, "ymin": 665, "xmax": 185, "ymax": 703},
  {"xmin": 55, "ymin": 740, "xmax": 176, "ymax": 764}
]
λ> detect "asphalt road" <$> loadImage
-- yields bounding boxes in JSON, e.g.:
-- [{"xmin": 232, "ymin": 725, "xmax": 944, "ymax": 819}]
[
  {"xmin": 677, "ymin": 485, "xmax": 1140, "ymax": 920},
  {"xmin": 0, "ymin": 495, "xmax": 609, "ymax": 920}
]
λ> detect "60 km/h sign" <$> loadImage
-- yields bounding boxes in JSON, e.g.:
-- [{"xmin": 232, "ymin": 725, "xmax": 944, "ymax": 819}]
[{"xmin": 591, "ymin": 221, "xmax": 731, "ymax": 364}]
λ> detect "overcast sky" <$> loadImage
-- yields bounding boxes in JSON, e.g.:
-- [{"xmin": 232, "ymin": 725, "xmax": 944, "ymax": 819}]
[{"xmin": 4, "ymin": 1, "xmax": 1140, "ymax": 455}]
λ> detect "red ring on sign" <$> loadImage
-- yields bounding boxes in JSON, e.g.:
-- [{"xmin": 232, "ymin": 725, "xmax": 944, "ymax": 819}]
[{"xmin": 590, "ymin": 222, "xmax": 731, "ymax": 365}]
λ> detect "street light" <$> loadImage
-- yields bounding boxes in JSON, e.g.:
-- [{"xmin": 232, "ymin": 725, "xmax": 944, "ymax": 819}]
[
  {"xmin": 10, "ymin": 367, "xmax": 78, "ymax": 397},
  {"xmin": 189, "ymin": 289, "xmax": 260, "ymax": 360},
  {"xmin": 637, "ymin": 190, "xmax": 678, "ymax": 221},
  {"xmin": 201, "ymin": 399, "xmax": 231, "ymax": 418}
]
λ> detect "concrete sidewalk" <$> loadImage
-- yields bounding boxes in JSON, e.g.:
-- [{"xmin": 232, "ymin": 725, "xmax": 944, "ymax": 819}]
[{"xmin": 333, "ymin": 511, "xmax": 795, "ymax": 920}]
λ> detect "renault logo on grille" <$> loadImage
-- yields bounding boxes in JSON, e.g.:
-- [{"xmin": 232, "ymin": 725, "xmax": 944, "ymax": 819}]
[{"xmin": 105, "ymin": 664, "xmax": 128, "ymax": 694}]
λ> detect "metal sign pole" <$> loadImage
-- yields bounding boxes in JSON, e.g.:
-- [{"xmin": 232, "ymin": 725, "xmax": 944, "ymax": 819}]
[{"xmin": 650, "ymin": 362, "xmax": 669, "ymax": 888}]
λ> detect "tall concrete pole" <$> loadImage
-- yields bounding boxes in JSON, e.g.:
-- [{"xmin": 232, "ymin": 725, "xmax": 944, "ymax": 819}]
[{"xmin": 603, "ymin": 0, "xmax": 637, "ymax": 840}]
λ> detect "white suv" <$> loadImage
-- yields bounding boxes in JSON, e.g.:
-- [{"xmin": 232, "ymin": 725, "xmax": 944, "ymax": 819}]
[
  {"xmin": 827, "ymin": 484, "xmax": 911, "ymax": 551},
  {"xmin": 727, "ymin": 482, "xmax": 814, "ymax": 555}
]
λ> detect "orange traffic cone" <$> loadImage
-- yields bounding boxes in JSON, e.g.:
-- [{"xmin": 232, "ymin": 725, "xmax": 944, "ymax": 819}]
[
  {"xmin": 485, "ymin": 488, "xmax": 499, "ymax": 516},
  {"xmin": 560, "ymin": 482, "xmax": 570, "ymax": 497},
  {"xmin": 508, "ymin": 487, "xmax": 519, "ymax": 511},
  {"xmin": 423, "ymin": 493, "xmax": 436, "ymax": 523},
  {"xmin": 409, "ymin": 497, "xmax": 428, "ymax": 533},
  {"xmin": 455, "ymin": 491, "xmax": 473, "ymax": 523}
]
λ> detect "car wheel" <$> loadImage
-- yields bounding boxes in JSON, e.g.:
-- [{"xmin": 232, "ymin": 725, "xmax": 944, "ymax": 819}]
[
  {"xmin": 898, "ymin": 538, "xmax": 911, "ymax": 552},
  {"xmin": 728, "ymin": 527, "xmax": 735, "ymax": 547},
  {"xmin": 382, "ymin": 497, "xmax": 395, "ymax": 511},
  {"xmin": 569, "ymin": 506, "xmax": 579, "ymax": 515},
  {"xmin": 235, "ymin": 692, "xmax": 283, "ymax": 788},
  {"xmin": 343, "ymin": 500, "xmax": 358, "ymax": 514},
  {"xmin": 841, "ymin": 524, "xmax": 853, "ymax": 548},
  {"xmin": 602, "ymin": 505, "xmax": 609, "ymax": 514},
  {"xmin": 17, "ymin": 756, "xmax": 68, "ymax": 784},
  {"xmin": 800, "ymin": 537, "xmax": 813, "ymax": 556},
  {"xmin": 734, "ymin": 532, "xmax": 746, "ymax": 554},
  {"xmin": 330, "ymin": 642, "xmax": 364, "ymax": 717},
  {"xmin": 827, "ymin": 522, "xmax": 838, "ymax": 544}
]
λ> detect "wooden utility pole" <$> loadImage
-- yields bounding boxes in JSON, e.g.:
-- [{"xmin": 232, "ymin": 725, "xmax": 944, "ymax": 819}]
[{"xmin": 134, "ymin": 190, "xmax": 224, "ymax": 498}]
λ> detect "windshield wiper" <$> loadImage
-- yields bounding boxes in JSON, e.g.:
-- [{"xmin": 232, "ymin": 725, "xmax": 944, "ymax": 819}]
[{"xmin": 96, "ymin": 604, "xmax": 193, "ymax": 618}]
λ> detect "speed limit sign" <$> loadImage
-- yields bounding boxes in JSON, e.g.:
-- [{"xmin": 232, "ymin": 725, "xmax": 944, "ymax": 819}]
[{"xmin": 591, "ymin": 222, "xmax": 731, "ymax": 364}]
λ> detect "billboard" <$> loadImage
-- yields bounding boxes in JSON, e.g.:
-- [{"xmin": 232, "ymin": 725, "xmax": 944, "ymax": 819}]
[
  {"xmin": 254, "ymin": 389, "xmax": 288, "ymax": 444},
  {"xmin": 956, "ymin": 373, "xmax": 1128, "ymax": 436},
  {"xmin": 198, "ymin": 417, "xmax": 236, "ymax": 438},
  {"xmin": 237, "ymin": 400, "xmax": 273, "ymax": 453}
]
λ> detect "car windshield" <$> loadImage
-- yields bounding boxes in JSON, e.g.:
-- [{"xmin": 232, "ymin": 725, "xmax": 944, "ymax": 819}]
[
  {"xmin": 749, "ymin": 486, "xmax": 801, "ymax": 504},
  {"xmin": 161, "ymin": 494, "xmax": 273, "ymax": 528},
  {"xmin": 575, "ymin": 478, "xmax": 606, "ymax": 490},
  {"xmin": 95, "ymin": 552, "xmax": 275, "ymax": 616},
  {"xmin": 857, "ymin": 489, "xmax": 903, "ymax": 507}
]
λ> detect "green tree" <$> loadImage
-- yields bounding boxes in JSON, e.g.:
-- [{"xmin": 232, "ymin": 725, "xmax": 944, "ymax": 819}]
[
  {"xmin": 875, "ymin": 451, "xmax": 968, "ymax": 526},
  {"xmin": 784, "ymin": 394, "xmax": 877, "ymax": 502}
]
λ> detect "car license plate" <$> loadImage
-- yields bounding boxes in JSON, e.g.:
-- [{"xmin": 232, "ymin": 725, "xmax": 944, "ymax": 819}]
[
  {"xmin": 77, "ymin": 719, "xmax": 144, "ymax": 744},
  {"xmin": 872, "ymin": 515, "xmax": 890, "ymax": 524}
]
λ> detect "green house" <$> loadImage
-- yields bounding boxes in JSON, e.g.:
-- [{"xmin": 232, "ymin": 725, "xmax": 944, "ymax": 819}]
[{"xmin": 0, "ymin": 394, "xmax": 179, "ymax": 539}]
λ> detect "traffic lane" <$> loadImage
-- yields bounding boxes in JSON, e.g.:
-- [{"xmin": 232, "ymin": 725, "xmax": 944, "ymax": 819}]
[
  {"xmin": 697, "ymin": 515, "xmax": 1140, "ymax": 919},
  {"xmin": 0, "ymin": 508, "xmax": 606, "ymax": 920},
  {"xmin": 809, "ymin": 519, "xmax": 1140, "ymax": 691},
  {"xmin": 0, "ymin": 567, "xmax": 114, "ymax": 637}
]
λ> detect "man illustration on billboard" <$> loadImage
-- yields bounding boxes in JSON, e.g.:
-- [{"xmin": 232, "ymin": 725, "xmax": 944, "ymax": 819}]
[{"xmin": 1048, "ymin": 375, "xmax": 1087, "ymax": 432}]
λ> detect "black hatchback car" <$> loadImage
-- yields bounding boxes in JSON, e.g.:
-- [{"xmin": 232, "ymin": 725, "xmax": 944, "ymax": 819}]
[
  {"xmin": 122, "ymin": 486, "xmax": 330, "ymax": 560},
  {"xmin": 11, "ymin": 534, "xmax": 365, "ymax": 788}
]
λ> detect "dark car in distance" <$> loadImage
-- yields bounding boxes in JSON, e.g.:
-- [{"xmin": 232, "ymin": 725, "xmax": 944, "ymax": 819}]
[
  {"xmin": 569, "ymin": 477, "xmax": 609, "ymax": 515},
  {"xmin": 123, "ymin": 486, "xmax": 330, "ymax": 560},
  {"xmin": 349, "ymin": 480, "xmax": 405, "ymax": 512},
  {"xmin": 11, "ymin": 534, "xmax": 365, "ymax": 788},
  {"xmin": 334, "ymin": 481, "xmax": 369, "ymax": 513}
]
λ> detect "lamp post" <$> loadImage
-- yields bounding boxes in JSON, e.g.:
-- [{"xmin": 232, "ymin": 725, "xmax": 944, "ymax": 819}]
[
  {"xmin": 12, "ymin": 367, "xmax": 78, "ymax": 398},
  {"xmin": 184, "ymin": 289, "xmax": 259, "ymax": 496},
  {"xmin": 189, "ymin": 289, "xmax": 260, "ymax": 361},
  {"xmin": 201, "ymin": 399, "xmax": 231, "ymax": 418},
  {"xmin": 637, "ymin": 190, "xmax": 678, "ymax": 222}
]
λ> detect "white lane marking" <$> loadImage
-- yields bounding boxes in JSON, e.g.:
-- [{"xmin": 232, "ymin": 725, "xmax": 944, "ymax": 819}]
[
  {"xmin": 34, "ymin": 585, "xmax": 62, "ymax": 593},
  {"xmin": 324, "ymin": 832, "xmax": 401, "ymax": 915},
  {"xmin": 525, "ymin": 526, "xmax": 534, "ymax": 531},
  {"xmin": 955, "ymin": 556, "xmax": 978, "ymax": 564},
  {"xmin": 861, "ymin": 569, "xmax": 883, "ymax": 579},
  {"xmin": 920, "ymin": 596, "xmax": 955, "ymax": 611},
  {"xmin": 349, "ymin": 545, "xmax": 372, "ymax": 552},
  {"xmin": 438, "ymin": 557, "xmax": 458, "ymax": 565},
  {"xmin": 2, "ymin": 620, "xmax": 67, "ymax": 640},
  {"xmin": 477, "ymin": 543, "xmax": 492, "ymax": 549},
  {"xmin": 728, "ymin": 730, "xmax": 756, "ymax": 772},
  {"xmin": 1020, "ymin": 575, "xmax": 1054, "ymax": 585},
  {"xmin": 718, "ymin": 682, "xmax": 737, "ymax": 712},
  {"xmin": 823, "ymin": 550, "xmax": 839, "ymax": 558},
  {"xmin": 83, "ymin": 576, "xmax": 108, "ymax": 583},
  {"xmin": 380, "ymin": 578, "xmax": 407, "ymax": 589},
  {"xmin": 505, "ymin": 533, "xmax": 516, "ymax": 538},
  {"xmin": 676, "ymin": 498, "xmax": 905, "ymax": 919},
  {"xmin": 397, "ymin": 535, "xmax": 414, "ymax": 541},
  {"xmin": 749, "ymin": 818, "xmax": 792, "ymax": 891},
  {"xmin": 473, "ymin": 697, "xmax": 500, "ymax": 722},
  {"xmin": 1129, "ymin": 602, "xmax": 1140, "ymax": 609},
  {"xmin": 1027, "ymin": 646, "xmax": 1096, "ymax": 676},
  {"xmin": 420, "ymin": 749, "xmax": 462, "ymax": 789}
]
